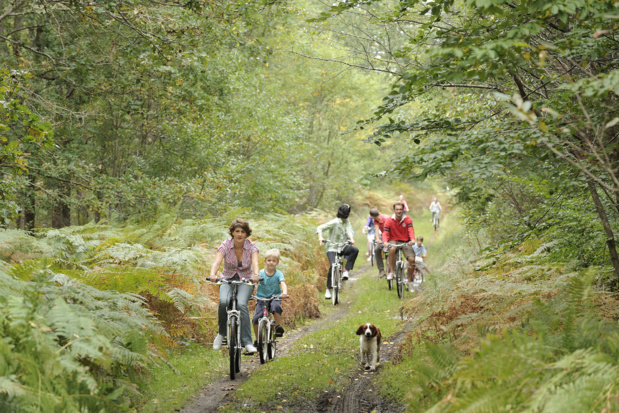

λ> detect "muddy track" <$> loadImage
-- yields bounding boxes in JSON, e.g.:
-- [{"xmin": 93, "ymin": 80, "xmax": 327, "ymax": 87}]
[
  {"xmin": 316, "ymin": 329, "xmax": 408, "ymax": 413},
  {"xmin": 179, "ymin": 268, "xmax": 359, "ymax": 413}
]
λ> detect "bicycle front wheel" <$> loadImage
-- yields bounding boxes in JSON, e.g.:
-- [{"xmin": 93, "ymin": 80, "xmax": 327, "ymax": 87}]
[
  {"xmin": 268, "ymin": 329, "xmax": 277, "ymax": 360},
  {"xmin": 258, "ymin": 320, "xmax": 268, "ymax": 365},
  {"xmin": 371, "ymin": 243, "xmax": 375, "ymax": 267},
  {"xmin": 332, "ymin": 265, "xmax": 340, "ymax": 306},
  {"xmin": 396, "ymin": 263, "xmax": 405, "ymax": 299},
  {"xmin": 229, "ymin": 317, "xmax": 238, "ymax": 380}
]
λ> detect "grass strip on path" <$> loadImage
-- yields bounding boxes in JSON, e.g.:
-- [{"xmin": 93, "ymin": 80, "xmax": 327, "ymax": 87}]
[
  {"xmin": 137, "ymin": 345, "xmax": 225, "ymax": 413},
  {"xmin": 222, "ymin": 264, "xmax": 408, "ymax": 412}
]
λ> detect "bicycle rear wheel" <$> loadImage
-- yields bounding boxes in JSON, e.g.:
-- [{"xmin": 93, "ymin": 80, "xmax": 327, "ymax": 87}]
[
  {"xmin": 396, "ymin": 263, "xmax": 405, "ymax": 299},
  {"xmin": 229, "ymin": 317, "xmax": 238, "ymax": 380},
  {"xmin": 258, "ymin": 320, "xmax": 268, "ymax": 364},
  {"xmin": 332, "ymin": 265, "xmax": 340, "ymax": 306}
]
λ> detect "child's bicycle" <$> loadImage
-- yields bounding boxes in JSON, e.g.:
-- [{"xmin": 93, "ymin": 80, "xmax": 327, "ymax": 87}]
[
  {"xmin": 322, "ymin": 240, "xmax": 352, "ymax": 305},
  {"xmin": 411, "ymin": 257, "xmax": 428, "ymax": 292},
  {"xmin": 210, "ymin": 277, "xmax": 253, "ymax": 380},
  {"xmin": 253, "ymin": 295, "xmax": 288, "ymax": 364}
]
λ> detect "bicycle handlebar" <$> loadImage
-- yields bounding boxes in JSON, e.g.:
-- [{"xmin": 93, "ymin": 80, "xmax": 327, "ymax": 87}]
[
  {"xmin": 389, "ymin": 243, "xmax": 410, "ymax": 248},
  {"xmin": 251, "ymin": 294, "xmax": 289, "ymax": 302},
  {"xmin": 208, "ymin": 278, "xmax": 254, "ymax": 286}
]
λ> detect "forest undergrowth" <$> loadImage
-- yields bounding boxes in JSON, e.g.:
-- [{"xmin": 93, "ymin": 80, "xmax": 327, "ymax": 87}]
[
  {"xmin": 377, "ymin": 210, "xmax": 619, "ymax": 412},
  {"xmin": 0, "ymin": 185, "xmax": 426, "ymax": 412},
  {"xmin": 0, "ymin": 205, "xmax": 333, "ymax": 411}
]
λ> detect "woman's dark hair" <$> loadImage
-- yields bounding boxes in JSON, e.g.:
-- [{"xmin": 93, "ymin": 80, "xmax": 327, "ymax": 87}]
[
  {"xmin": 228, "ymin": 219, "xmax": 252, "ymax": 237},
  {"xmin": 337, "ymin": 204, "xmax": 351, "ymax": 219}
]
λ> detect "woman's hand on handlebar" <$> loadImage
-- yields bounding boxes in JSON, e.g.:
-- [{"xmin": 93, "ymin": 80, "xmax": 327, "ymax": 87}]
[
  {"xmin": 209, "ymin": 274, "xmax": 218, "ymax": 283},
  {"xmin": 251, "ymin": 274, "xmax": 260, "ymax": 284}
]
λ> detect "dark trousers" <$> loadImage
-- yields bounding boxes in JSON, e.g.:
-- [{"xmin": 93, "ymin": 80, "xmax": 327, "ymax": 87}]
[
  {"xmin": 374, "ymin": 242, "xmax": 385, "ymax": 272},
  {"xmin": 326, "ymin": 245, "xmax": 359, "ymax": 289}
]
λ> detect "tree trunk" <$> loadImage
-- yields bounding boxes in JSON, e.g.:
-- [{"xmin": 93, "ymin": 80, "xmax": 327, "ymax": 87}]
[
  {"xmin": 51, "ymin": 182, "xmax": 71, "ymax": 228},
  {"xmin": 22, "ymin": 175, "xmax": 36, "ymax": 233},
  {"xmin": 587, "ymin": 180, "xmax": 619, "ymax": 287},
  {"xmin": 94, "ymin": 191, "xmax": 103, "ymax": 223}
]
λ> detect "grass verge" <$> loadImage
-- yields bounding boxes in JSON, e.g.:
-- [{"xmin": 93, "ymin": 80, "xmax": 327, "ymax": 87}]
[{"xmin": 136, "ymin": 344, "xmax": 224, "ymax": 412}]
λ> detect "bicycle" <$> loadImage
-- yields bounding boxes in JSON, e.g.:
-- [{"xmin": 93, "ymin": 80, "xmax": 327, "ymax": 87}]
[
  {"xmin": 211, "ymin": 278, "xmax": 253, "ymax": 380},
  {"xmin": 369, "ymin": 238, "xmax": 376, "ymax": 268},
  {"xmin": 253, "ymin": 295, "xmax": 287, "ymax": 364},
  {"xmin": 322, "ymin": 240, "xmax": 352, "ymax": 305},
  {"xmin": 388, "ymin": 243, "xmax": 409, "ymax": 299},
  {"xmin": 432, "ymin": 212, "xmax": 440, "ymax": 232},
  {"xmin": 410, "ymin": 255, "xmax": 429, "ymax": 293}
]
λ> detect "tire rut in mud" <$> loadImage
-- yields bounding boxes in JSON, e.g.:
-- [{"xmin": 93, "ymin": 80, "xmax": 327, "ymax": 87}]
[
  {"xmin": 180, "ymin": 275, "xmax": 355, "ymax": 413},
  {"xmin": 314, "ymin": 329, "xmax": 408, "ymax": 413}
]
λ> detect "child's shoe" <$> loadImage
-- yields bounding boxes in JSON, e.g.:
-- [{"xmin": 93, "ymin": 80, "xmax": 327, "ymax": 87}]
[{"xmin": 275, "ymin": 325, "xmax": 285, "ymax": 337}]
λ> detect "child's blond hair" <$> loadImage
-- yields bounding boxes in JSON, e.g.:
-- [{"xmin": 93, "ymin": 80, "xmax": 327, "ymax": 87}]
[{"xmin": 265, "ymin": 249, "xmax": 281, "ymax": 261}]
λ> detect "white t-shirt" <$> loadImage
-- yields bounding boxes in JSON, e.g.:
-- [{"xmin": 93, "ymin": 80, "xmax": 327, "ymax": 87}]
[{"xmin": 430, "ymin": 202, "xmax": 441, "ymax": 213}]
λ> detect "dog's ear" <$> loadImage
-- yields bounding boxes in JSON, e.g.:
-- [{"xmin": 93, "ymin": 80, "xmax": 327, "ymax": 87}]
[{"xmin": 355, "ymin": 325, "xmax": 365, "ymax": 335}]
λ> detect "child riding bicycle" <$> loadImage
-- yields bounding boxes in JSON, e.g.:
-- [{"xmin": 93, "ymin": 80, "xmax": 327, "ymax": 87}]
[
  {"xmin": 252, "ymin": 249, "xmax": 288, "ymax": 344},
  {"xmin": 411, "ymin": 236, "xmax": 430, "ymax": 287},
  {"xmin": 369, "ymin": 207, "xmax": 391, "ymax": 278}
]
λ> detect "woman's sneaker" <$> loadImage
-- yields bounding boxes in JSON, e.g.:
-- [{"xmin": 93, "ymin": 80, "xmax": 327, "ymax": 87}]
[
  {"xmin": 342, "ymin": 271, "xmax": 349, "ymax": 280},
  {"xmin": 275, "ymin": 325, "xmax": 285, "ymax": 337},
  {"xmin": 325, "ymin": 289, "xmax": 332, "ymax": 299},
  {"xmin": 213, "ymin": 334, "xmax": 224, "ymax": 350},
  {"xmin": 245, "ymin": 344, "xmax": 257, "ymax": 354},
  {"xmin": 386, "ymin": 273, "xmax": 394, "ymax": 280}
]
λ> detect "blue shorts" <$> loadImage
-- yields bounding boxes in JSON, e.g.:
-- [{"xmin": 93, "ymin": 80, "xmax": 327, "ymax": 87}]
[{"xmin": 252, "ymin": 299, "xmax": 283, "ymax": 324}]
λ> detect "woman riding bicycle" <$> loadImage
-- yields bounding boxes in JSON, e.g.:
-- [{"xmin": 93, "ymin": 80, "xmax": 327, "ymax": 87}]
[
  {"xmin": 209, "ymin": 219, "xmax": 259, "ymax": 354},
  {"xmin": 316, "ymin": 204, "xmax": 358, "ymax": 300}
]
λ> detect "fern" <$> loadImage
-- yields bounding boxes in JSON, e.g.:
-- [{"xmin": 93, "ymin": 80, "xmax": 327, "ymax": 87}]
[{"xmin": 0, "ymin": 262, "xmax": 164, "ymax": 411}]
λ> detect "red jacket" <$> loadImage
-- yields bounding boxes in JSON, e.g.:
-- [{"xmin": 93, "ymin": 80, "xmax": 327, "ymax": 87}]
[
  {"xmin": 382, "ymin": 215, "xmax": 415, "ymax": 243},
  {"xmin": 373, "ymin": 214, "xmax": 391, "ymax": 233}
]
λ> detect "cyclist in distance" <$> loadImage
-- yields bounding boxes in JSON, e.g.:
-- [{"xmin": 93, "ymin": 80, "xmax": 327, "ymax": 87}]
[
  {"xmin": 209, "ymin": 218, "xmax": 259, "ymax": 354},
  {"xmin": 362, "ymin": 215, "xmax": 375, "ymax": 261},
  {"xmin": 382, "ymin": 201, "xmax": 416, "ymax": 282},
  {"xmin": 399, "ymin": 194, "xmax": 410, "ymax": 215},
  {"xmin": 317, "ymin": 204, "xmax": 359, "ymax": 300},
  {"xmin": 369, "ymin": 207, "xmax": 391, "ymax": 278},
  {"xmin": 429, "ymin": 197, "xmax": 442, "ymax": 226}
]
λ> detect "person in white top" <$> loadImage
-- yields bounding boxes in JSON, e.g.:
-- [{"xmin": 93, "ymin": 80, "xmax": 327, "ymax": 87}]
[{"xmin": 429, "ymin": 197, "xmax": 442, "ymax": 226}]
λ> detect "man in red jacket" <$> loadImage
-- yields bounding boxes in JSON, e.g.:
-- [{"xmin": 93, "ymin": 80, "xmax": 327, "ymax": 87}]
[{"xmin": 382, "ymin": 201, "xmax": 416, "ymax": 282}]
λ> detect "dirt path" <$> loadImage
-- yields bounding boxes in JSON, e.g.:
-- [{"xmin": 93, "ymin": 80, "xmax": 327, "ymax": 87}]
[
  {"xmin": 180, "ymin": 268, "xmax": 360, "ymax": 413},
  {"xmin": 315, "ymin": 327, "xmax": 408, "ymax": 413}
]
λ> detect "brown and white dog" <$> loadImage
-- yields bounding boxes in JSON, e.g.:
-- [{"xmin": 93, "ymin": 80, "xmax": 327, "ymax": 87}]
[{"xmin": 356, "ymin": 323, "xmax": 382, "ymax": 371}]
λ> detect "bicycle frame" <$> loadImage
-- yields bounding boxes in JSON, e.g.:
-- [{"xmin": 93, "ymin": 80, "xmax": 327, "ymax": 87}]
[
  {"xmin": 213, "ymin": 278, "xmax": 253, "ymax": 380},
  {"xmin": 390, "ymin": 243, "xmax": 409, "ymax": 299},
  {"xmin": 254, "ymin": 295, "xmax": 284, "ymax": 364},
  {"xmin": 328, "ymin": 241, "xmax": 351, "ymax": 305}
]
